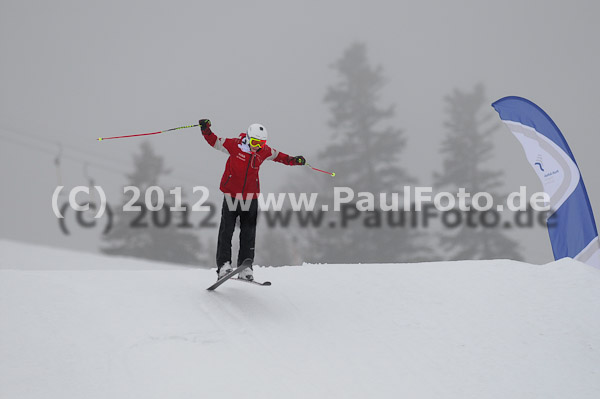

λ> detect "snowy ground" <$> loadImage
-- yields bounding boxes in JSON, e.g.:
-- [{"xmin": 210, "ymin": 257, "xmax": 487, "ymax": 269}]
[{"xmin": 1, "ymin": 240, "xmax": 600, "ymax": 399}]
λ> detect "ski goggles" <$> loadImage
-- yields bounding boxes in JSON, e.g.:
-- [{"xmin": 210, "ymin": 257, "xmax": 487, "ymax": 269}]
[{"xmin": 249, "ymin": 137, "xmax": 267, "ymax": 148}]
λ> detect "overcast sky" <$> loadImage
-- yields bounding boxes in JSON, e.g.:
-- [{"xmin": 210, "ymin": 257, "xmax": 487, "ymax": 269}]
[{"xmin": 1, "ymin": 0, "xmax": 598, "ymax": 263}]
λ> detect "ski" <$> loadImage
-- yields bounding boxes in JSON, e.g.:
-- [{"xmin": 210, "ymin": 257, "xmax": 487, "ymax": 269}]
[
  {"xmin": 233, "ymin": 278, "xmax": 271, "ymax": 287},
  {"xmin": 207, "ymin": 259, "xmax": 253, "ymax": 291}
]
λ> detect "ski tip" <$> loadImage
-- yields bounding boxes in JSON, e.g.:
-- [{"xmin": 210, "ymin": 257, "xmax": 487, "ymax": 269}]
[{"xmin": 231, "ymin": 278, "xmax": 271, "ymax": 287}]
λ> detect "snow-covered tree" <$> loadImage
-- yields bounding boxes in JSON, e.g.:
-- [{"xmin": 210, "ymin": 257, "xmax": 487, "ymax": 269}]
[
  {"xmin": 101, "ymin": 141, "xmax": 204, "ymax": 266},
  {"xmin": 434, "ymin": 84, "xmax": 523, "ymax": 261},
  {"xmin": 283, "ymin": 42, "xmax": 430, "ymax": 264}
]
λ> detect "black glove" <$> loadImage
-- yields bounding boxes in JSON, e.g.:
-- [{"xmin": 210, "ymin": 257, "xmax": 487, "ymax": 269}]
[
  {"xmin": 291, "ymin": 156, "xmax": 306, "ymax": 166},
  {"xmin": 199, "ymin": 119, "xmax": 212, "ymax": 134}
]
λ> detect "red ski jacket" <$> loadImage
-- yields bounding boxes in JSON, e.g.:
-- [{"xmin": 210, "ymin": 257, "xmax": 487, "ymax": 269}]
[{"xmin": 202, "ymin": 128, "xmax": 297, "ymax": 199}]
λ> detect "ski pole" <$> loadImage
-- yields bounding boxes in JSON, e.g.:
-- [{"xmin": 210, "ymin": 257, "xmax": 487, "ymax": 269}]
[
  {"xmin": 97, "ymin": 124, "xmax": 199, "ymax": 141},
  {"xmin": 306, "ymin": 162, "xmax": 335, "ymax": 177}
]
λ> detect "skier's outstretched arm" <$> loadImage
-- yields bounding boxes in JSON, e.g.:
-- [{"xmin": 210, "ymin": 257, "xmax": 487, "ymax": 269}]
[
  {"xmin": 266, "ymin": 148, "xmax": 306, "ymax": 166},
  {"xmin": 199, "ymin": 119, "xmax": 233, "ymax": 155}
]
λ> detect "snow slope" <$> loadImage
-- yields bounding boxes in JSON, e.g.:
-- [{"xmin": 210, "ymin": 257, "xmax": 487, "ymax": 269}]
[{"xmin": 1, "ymin": 240, "xmax": 600, "ymax": 399}]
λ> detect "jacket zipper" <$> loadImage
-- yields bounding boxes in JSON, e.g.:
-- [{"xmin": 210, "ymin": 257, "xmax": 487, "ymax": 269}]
[{"xmin": 241, "ymin": 155, "xmax": 253, "ymax": 196}]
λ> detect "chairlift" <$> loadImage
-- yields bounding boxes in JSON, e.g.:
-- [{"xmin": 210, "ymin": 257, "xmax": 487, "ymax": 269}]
[
  {"xmin": 83, "ymin": 162, "xmax": 98, "ymax": 211},
  {"xmin": 54, "ymin": 144, "xmax": 63, "ymax": 186}
]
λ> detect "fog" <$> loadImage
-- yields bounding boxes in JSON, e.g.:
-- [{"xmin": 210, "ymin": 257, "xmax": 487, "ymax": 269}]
[{"xmin": 1, "ymin": 0, "xmax": 598, "ymax": 265}]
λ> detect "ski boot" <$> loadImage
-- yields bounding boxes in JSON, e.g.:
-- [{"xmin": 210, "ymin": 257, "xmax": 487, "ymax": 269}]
[
  {"xmin": 217, "ymin": 262, "xmax": 233, "ymax": 280},
  {"xmin": 238, "ymin": 267, "xmax": 254, "ymax": 282}
]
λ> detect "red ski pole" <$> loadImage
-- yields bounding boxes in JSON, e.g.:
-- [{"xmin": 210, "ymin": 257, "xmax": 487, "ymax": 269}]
[
  {"xmin": 97, "ymin": 124, "xmax": 199, "ymax": 141},
  {"xmin": 306, "ymin": 162, "xmax": 335, "ymax": 177}
]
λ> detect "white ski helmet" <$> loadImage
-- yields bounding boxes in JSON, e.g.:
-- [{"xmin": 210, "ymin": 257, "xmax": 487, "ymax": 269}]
[{"xmin": 247, "ymin": 123, "xmax": 268, "ymax": 141}]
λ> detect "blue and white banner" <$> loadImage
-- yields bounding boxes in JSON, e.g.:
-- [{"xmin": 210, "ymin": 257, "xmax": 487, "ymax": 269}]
[{"xmin": 492, "ymin": 96, "xmax": 600, "ymax": 268}]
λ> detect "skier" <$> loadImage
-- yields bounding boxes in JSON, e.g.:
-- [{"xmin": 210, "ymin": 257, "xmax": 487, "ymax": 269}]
[{"xmin": 199, "ymin": 119, "xmax": 306, "ymax": 281}]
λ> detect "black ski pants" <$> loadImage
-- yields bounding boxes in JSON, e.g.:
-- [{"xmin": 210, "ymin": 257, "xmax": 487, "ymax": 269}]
[{"xmin": 216, "ymin": 195, "xmax": 258, "ymax": 271}]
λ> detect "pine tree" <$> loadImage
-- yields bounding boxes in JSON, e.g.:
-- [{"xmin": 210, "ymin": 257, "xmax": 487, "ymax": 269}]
[
  {"xmin": 321, "ymin": 42, "xmax": 413, "ymax": 192},
  {"xmin": 434, "ymin": 84, "xmax": 523, "ymax": 261},
  {"xmin": 100, "ymin": 141, "xmax": 204, "ymax": 266},
  {"xmin": 285, "ymin": 42, "xmax": 429, "ymax": 264}
]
